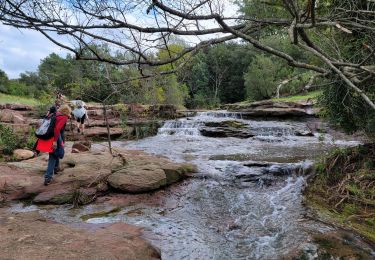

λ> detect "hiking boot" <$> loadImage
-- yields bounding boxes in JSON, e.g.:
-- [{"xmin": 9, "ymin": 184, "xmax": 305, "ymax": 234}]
[{"xmin": 44, "ymin": 178, "xmax": 52, "ymax": 186}]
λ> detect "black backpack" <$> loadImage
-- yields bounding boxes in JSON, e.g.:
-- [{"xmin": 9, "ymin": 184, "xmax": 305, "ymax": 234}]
[{"xmin": 35, "ymin": 114, "xmax": 59, "ymax": 140}]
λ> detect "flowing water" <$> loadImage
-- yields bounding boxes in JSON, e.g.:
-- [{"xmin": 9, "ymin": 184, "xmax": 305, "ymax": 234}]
[{"xmin": 12, "ymin": 112, "xmax": 373, "ymax": 259}]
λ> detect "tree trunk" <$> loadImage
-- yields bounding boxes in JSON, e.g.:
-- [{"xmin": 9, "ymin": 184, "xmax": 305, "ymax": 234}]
[{"xmin": 102, "ymin": 103, "xmax": 112, "ymax": 154}]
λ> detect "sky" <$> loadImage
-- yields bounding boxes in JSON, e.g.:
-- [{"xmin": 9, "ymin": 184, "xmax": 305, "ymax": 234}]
[
  {"xmin": 0, "ymin": 24, "xmax": 68, "ymax": 79},
  {"xmin": 0, "ymin": 1, "xmax": 238, "ymax": 79}
]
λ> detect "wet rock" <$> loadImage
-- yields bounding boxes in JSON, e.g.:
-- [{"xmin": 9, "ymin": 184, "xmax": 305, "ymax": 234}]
[
  {"xmin": 33, "ymin": 186, "xmax": 75, "ymax": 204},
  {"xmin": 13, "ymin": 149, "xmax": 34, "ymax": 161},
  {"xmin": 295, "ymin": 129, "xmax": 314, "ymax": 137},
  {"xmin": 0, "ymin": 209, "xmax": 161, "ymax": 259},
  {"xmin": 200, "ymin": 127, "xmax": 254, "ymax": 139},
  {"xmin": 199, "ymin": 120, "xmax": 254, "ymax": 138},
  {"xmin": 71, "ymin": 141, "xmax": 91, "ymax": 153},
  {"xmin": 204, "ymin": 120, "xmax": 247, "ymax": 128},
  {"xmin": 75, "ymin": 187, "xmax": 98, "ymax": 205},
  {"xmin": 161, "ymin": 163, "xmax": 197, "ymax": 184}
]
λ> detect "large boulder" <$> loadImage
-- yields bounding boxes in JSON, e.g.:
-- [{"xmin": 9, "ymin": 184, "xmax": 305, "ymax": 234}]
[
  {"xmin": 0, "ymin": 165, "xmax": 44, "ymax": 201},
  {"xmin": 3, "ymin": 150, "xmax": 196, "ymax": 204},
  {"xmin": 108, "ymin": 166, "xmax": 167, "ymax": 193},
  {"xmin": 6, "ymin": 152, "xmax": 125, "ymax": 204},
  {"xmin": 13, "ymin": 149, "xmax": 34, "ymax": 161},
  {"xmin": 108, "ymin": 155, "xmax": 197, "ymax": 193},
  {"xmin": 199, "ymin": 120, "xmax": 254, "ymax": 138},
  {"xmin": 200, "ymin": 127, "xmax": 254, "ymax": 138},
  {"xmin": 71, "ymin": 141, "xmax": 91, "ymax": 153},
  {"xmin": 0, "ymin": 109, "xmax": 25, "ymax": 124}
]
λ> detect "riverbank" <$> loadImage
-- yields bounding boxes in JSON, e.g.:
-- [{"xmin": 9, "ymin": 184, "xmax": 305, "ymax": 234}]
[
  {"xmin": 305, "ymin": 144, "xmax": 375, "ymax": 244},
  {"xmin": 0, "ymin": 208, "xmax": 160, "ymax": 259}
]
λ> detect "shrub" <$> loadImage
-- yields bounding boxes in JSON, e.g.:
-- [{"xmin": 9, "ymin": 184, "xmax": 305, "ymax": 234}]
[{"xmin": 0, "ymin": 124, "xmax": 21, "ymax": 155}]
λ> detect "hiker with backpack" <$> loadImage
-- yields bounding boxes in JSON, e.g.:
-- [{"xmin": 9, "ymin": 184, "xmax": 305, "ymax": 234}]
[
  {"xmin": 71, "ymin": 97, "xmax": 88, "ymax": 134},
  {"xmin": 35, "ymin": 104, "xmax": 71, "ymax": 186}
]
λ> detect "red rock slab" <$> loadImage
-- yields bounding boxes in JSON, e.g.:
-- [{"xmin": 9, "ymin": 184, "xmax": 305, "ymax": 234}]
[{"xmin": 0, "ymin": 209, "xmax": 161, "ymax": 260}]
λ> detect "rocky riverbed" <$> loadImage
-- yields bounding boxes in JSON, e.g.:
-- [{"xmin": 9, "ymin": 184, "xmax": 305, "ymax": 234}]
[{"xmin": 1, "ymin": 102, "xmax": 374, "ymax": 259}]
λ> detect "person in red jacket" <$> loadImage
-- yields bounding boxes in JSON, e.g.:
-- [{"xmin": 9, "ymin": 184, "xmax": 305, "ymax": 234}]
[{"xmin": 36, "ymin": 104, "xmax": 71, "ymax": 185}]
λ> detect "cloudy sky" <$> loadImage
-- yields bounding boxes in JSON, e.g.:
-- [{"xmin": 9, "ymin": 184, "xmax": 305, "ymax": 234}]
[
  {"xmin": 0, "ymin": 1, "xmax": 238, "ymax": 79},
  {"xmin": 0, "ymin": 24, "xmax": 68, "ymax": 79}
]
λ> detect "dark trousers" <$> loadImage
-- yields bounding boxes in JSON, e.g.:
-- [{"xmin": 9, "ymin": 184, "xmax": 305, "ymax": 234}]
[{"xmin": 44, "ymin": 135, "xmax": 62, "ymax": 181}]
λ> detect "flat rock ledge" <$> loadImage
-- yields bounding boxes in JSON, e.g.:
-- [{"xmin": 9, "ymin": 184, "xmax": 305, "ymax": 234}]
[
  {"xmin": 0, "ymin": 209, "xmax": 160, "ymax": 260},
  {"xmin": 0, "ymin": 150, "xmax": 197, "ymax": 205},
  {"xmin": 221, "ymin": 100, "xmax": 317, "ymax": 118}
]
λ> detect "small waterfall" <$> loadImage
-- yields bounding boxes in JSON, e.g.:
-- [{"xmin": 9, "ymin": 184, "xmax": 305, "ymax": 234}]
[
  {"xmin": 251, "ymin": 126, "xmax": 295, "ymax": 137},
  {"xmin": 158, "ymin": 110, "xmax": 243, "ymax": 136},
  {"xmin": 197, "ymin": 111, "xmax": 243, "ymax": 119},
  {"xmin": 158, "ymin": 119, "xmax": 203, "ymax": 136}
]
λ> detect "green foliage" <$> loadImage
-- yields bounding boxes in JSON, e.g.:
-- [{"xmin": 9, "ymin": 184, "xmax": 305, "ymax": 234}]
[
  {"xmin": 0, "ymin": 93, "xmax": 39, "ymax": 106},
  {"xmin": 319, "ymin": 80, "xmax": 375, "ymax": 135},
  {"xmin": 6, "ymin": 80, "xmax": 37, "ymax": 97},
  {"xmin": 183, "ymin": 43, "xmax": 254, "ymax": 107},
  {"xmin": 0, "ymin": 124, "xmax": 37, "ymax": 157},
  {"xmin": 36, "ymin": 92, "xmax": 54, "ymax": 117},
  {"xmin": 0, "ymin": 69, "xmax": 9, "ymax": 93},
  {"xmin": 272, "ymin": 90, "xmax": 322, "ymax": 102},
  {"xmin": 0, "ymin": 124, "xmax": 20, "ymax": 155},
  {"xmin": 244, "ymin": 55, "xmax": 284, "ymax": 100}
]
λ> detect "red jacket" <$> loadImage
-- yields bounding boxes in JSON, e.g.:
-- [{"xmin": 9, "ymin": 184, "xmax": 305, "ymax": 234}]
[
  {"xmin": 36, "ymin": 112, "xmax": 68, "ymax": 153},
  {"xmin": 53, "ymin": 112, "xmax": 68, "ymax": 142}
]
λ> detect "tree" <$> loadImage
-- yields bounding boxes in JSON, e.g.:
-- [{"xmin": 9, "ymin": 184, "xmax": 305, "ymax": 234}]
[
  {"xmin": 1, "ymin": 0, "xmax": 374, "ymax": 111},
  {"xmin": 0, "ymin": 69, "xmax": 9, "ymax": 93},
  {"xmin": 245, "ymin": 55, "xmax": 285, "ymax": 100}
]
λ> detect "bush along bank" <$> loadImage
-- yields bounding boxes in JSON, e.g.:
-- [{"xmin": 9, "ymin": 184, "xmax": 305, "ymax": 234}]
[{"xmin": 305, "ymin": 144, "xmax": 375, "ymax": 244}]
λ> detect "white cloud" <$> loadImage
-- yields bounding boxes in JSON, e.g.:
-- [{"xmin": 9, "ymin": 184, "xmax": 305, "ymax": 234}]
[{"xmin": 0, "ymin": 24, "xmax": 69, "ymax": 79}]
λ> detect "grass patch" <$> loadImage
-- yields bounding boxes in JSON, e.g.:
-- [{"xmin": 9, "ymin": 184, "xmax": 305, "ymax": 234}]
[
  {"xmin": 235, "ymin": 91, "xmax": 322, "ymax": 105},
  {"xmin": 0, "ymin": 93, "xmax": 39, "ymax": 106},
  {"xmin": 272, "ymin": 90, "xmax": 322, "ymax": 102},
  {"xmin": 305, "ymin": 144, "xmax": 375, "ymax": 243}
]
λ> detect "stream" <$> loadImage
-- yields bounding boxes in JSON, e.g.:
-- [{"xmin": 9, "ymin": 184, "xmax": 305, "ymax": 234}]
[{"xmin": 11, "ymin": 112, "xmax": 374, "ymax": 259}]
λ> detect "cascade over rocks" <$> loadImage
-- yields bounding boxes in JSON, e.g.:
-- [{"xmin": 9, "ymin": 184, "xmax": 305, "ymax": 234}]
[{"xmin": 198, "ymin": 119, "xmax": 313, "ymax": 139}]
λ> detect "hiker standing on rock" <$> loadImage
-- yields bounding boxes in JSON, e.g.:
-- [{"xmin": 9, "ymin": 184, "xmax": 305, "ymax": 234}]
[
  {"xmin": 35, "ymin": 104, "xmax": 71, "ymax": 186},
  {"xmin": 71, "ymin": 97, "xmax": 88, "ymax": 134}
]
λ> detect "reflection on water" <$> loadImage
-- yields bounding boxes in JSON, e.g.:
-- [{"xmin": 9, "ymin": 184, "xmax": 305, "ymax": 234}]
[{"xmin": 13, "ymin": 112, "xmax": 371, "ymax": 259}]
